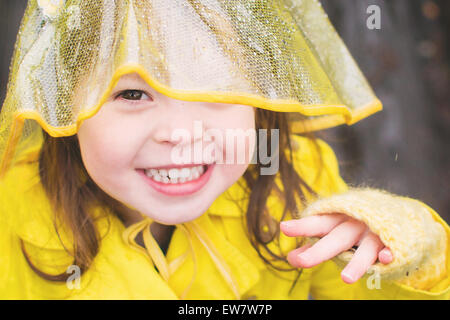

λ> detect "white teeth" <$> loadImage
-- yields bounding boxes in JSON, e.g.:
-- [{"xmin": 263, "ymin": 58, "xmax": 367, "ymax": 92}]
[
  {"xmin": 144, "ymin": 165, "xmax": 207, "ymax": 184},
  {"xmin": 168, "ymin": 168, "xmax": 179, "ymax": 179},
  {"xmin": 180, "ymin": 168, "xmax": 190, "ymax": 178},
  {"xmin": 192, "ymin": 170, "xmax": 200, "ymax": 180}
]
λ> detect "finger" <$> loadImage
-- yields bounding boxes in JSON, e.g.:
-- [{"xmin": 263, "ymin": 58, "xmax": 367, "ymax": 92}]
[
  {"xmin": 341, "ymin": 231, "xmax": 384, "ymax": 284},
  {"xmin": 296, "ymin": 219, "xmax": 366, "ymax": 268},
  {"xmin": 378, "ymin": 247, "xmax": 394, "ymax": 264},
  {"xmin": 280, "ymin": 214, "xmax": 348, "ymax": 237},
  {"xmin": 287, "ymin": 243, "xmax": 313, "ymax": 268}
]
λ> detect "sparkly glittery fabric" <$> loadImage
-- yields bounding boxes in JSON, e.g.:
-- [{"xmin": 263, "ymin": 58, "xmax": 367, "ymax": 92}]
[{"xmin": 0, "ymin": 0, "xmax": 381, "ymax": 177}]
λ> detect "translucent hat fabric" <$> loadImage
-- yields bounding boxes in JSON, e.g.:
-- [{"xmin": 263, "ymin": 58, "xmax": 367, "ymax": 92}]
[{"xmin": 0, "ymin": 0, "xmax": 382, "ymax": 178}]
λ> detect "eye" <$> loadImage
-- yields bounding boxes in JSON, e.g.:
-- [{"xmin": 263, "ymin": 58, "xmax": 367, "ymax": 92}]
[{"xmin": 115, "ymin": 90, "xmax": 152, "ymax": 102}]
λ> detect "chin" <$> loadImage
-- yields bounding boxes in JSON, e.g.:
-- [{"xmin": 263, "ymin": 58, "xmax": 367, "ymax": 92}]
[{"xmin": 137, "ymin": 202, "xmax": 212, "ymax": 225}]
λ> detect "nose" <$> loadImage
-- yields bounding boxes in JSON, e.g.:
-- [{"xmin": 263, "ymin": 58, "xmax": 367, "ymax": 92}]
[{"xmin": 151, "ymin": 99, "xmax": 202, "ymax": 146}]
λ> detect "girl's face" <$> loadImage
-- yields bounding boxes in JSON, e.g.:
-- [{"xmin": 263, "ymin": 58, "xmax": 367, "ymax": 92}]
[{"xmin": 77, "ymin": 73, "xmax": 255, "ymax": 224}]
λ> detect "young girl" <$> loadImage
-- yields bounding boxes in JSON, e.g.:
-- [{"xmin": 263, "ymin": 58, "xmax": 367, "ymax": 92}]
[{"xmin": 0, "ymin": 0, "xmax": 448, "ymax": 299}]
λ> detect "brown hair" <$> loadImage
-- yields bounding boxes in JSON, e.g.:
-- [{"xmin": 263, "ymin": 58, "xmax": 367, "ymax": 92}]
[{"xmin": 23, "ymin": 109, "xmax": 320, "ymax": 281}]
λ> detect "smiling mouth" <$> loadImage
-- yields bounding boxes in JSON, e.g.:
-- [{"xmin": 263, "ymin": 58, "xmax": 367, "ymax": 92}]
[
  {"xmin": 141, "ymin": 164, "xmax": 210, "ymax": 184},
  {"xmin": 137, "ymin": 163, "xmax": 215, "ymax": 196}
]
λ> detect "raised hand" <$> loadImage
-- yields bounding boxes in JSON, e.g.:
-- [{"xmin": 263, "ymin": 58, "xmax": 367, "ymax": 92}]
[{"xmin": 280, "ymin": 214, "xmax": 394, "ymax": 284}]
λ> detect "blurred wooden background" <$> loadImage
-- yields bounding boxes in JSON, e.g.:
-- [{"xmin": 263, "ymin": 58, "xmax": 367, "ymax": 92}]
[
  {"xmin": 0, "ymin": 0, "xmax": 448, "ymax": 222},
  {"xmin": 320, "ymin": 0, "xmax": 449, "ymax": 222}
]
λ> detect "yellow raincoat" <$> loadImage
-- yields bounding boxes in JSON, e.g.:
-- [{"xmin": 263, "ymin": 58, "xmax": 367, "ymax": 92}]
[
  {"xmin": 1, "ymin": 134, "xmax": 448, "ymax": 300},
  {"xmin": 0, "ymin": 0, "xmax": 448, "ymax": 300}
]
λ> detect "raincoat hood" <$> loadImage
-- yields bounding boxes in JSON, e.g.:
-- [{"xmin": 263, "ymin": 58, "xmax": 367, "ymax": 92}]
[{"xmin": 0, "ymin": 0, "xmax": 382, "ymax": 178}]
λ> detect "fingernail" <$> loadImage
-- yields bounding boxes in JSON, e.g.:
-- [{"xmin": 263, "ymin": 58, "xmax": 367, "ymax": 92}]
[
  {"xmin": 341, "ymin": 271, "xmax": 355, "ymax": 283},
  {"xmin": 280, "ymin": 221, "xmax": 295, "ymax": 229},
  {"xmin": 297, "ymin": 252, "xmax": 311, "ymax": 262},
  {"xmin": 381, "ymin": 249, "xmax": 393, "ymax": 262}
]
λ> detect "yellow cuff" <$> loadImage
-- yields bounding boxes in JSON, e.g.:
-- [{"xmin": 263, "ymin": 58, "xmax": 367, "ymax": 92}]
[{"xmin": 301, "ymin": 188, "xmax": 447, "ymax": 290}]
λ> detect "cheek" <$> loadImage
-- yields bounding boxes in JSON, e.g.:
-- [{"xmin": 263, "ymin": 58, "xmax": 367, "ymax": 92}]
[
  {"xmin": 219, "ymin": 106, "xmax": 256, "ymax": 165},
  {"xmin": 77, "ymin": 116, "xmax": 141, "ymax": 188},
  {"xmin": 218, "ymin": 162, "xmax": 249, "ymax": 188},
  {"xmin": 209, "ymin": 106, "xmax": 255, "ymax": 186}
]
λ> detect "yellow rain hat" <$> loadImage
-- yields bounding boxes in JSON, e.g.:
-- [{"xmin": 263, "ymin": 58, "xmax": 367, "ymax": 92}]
[{"xmin": 0, "ymin": 0, "xmax": 382, "ymax": 178}]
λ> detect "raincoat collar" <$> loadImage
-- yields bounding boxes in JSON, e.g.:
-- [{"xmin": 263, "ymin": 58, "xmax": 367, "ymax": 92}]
[
  {"xmin": 5, "ymin": 156, "xmax": 261, "ymax": 299},
  {"xmin": 122, "ymin": 178, "xmax": 261, "ymax": 299}
]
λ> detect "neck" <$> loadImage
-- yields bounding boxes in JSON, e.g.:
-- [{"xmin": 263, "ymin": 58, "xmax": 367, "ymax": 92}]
[{"xmin": 120, "ymin": 206, "xmax": 176, "ymax": 254}]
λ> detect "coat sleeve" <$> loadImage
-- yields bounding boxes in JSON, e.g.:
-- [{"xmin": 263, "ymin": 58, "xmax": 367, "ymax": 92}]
[{"xmin": 290, "ymin": 135, "xmax": 449, "ymax": 299}]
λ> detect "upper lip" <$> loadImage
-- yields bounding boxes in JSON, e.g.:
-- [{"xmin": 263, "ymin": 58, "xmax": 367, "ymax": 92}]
[{"xmin": 140, "ymin": 163, "xmax": 214, "ymax": 170}]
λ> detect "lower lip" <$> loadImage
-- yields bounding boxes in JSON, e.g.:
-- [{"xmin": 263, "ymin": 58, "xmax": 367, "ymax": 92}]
[{"xmin": 137, "ymin": 164, "xmax": 215, "ymax": 196}]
